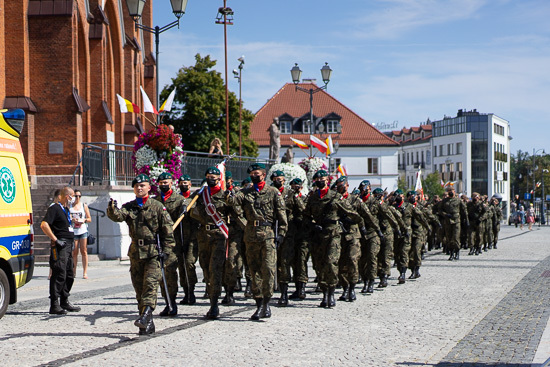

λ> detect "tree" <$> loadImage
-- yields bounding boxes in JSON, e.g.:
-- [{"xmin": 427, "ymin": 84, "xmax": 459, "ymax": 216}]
[
  {"xmin": 397, "ymin": 176, "xmax": 408, "ymax": 192},
  {"xmin": 423, "ymin": 171, "xmax": 444, "ymax": 198},
  {"xmin": 160, "ymin": 54, "xmax": 258, "ymax": 157}
]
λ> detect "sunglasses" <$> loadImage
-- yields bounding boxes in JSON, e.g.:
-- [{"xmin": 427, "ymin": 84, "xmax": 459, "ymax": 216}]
[{"xmin": 74, "ymin": 195, "xmax": 82, "ymax": 198}]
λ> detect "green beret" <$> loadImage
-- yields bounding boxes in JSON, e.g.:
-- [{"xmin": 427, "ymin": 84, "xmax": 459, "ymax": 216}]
[
  {"xmin": 336, "ymin": 176, "xmax": 347, "ymax": 184},
  {"xmin": 205, "ymin": 166, "xmax": 221, "ymax": 176},
  {"xmin": 373, "ymin": 188, "xmax": 384, "ymax": 195},
  {"xmin": 233, "ymin": 181, "xmax": 241, "ymax": 187},
  {"xmin": 242, "ymin": 177, "xmax": 251, "ymax": 185},
  {"xmin": 407, "ymin": 190, "xmax": 416, "ymax": 197},
  {"xmin": 270, "ymin": 170, "xmax": 285, "ymax": 180},
  {"xmin": 178, "ymin": 174, "xmax": 191, "ymax": 182},
  {"xmin": 394, "ymin": 189, "xmax": 403, "ymax": 195},
  {"xmin": 352, "ymin": 189, "xmax": 360, "ymax": 195},
  {"xmin": 158, "ymin": 172, "xmax": 173, "ymax": 181},
  {"xmin": 312, "ymin": 169, "xmax": 328, "ymax": 179},
  {"xmin": 330, "ymin": 182, "xmax": 337, "ymax": 190},
  {"xmin": 225, "ymin": 171, "xmax": 232, "ymax": 179},
  {"xmin": 132, "ymin": 174, "xmax": 150, "ymax": 187},
  {"xmin": 247, "ymin": 163, "xmax": 266, "ymax": 173},
  {"xmin": 359, "ymin": 180, "xmax": 371, "ymax": 188},
  {"xmin": 289, "ymin": 178, "xmax": 303, "ymax": 185}
]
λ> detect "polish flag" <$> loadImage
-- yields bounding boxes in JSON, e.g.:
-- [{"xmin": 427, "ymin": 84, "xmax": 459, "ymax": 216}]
[
  {"xmin": 415, "ymin": 169, "xmax": 425, "ymax": 201},
  {"xmin": 310, "ymin": 135, "xmax": 328, "ymax": 154}
]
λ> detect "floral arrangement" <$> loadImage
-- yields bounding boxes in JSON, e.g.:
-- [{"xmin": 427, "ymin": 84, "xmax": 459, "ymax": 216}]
[
  {"xmin": 132, "ymin": 124, "xmax": 184, "ymax": 194},
  {"xmin": 267, "ymin": 163, "xmax": 309, "ymax": 194},
  {"xmin": 298, "ymin": 157, "xmax": 330, "ymax": 188}
]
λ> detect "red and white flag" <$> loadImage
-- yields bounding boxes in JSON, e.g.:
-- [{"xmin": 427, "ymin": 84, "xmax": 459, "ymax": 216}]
[
  {"xmin": 415, "ymin": 169, "xmax": 425, "ymax": 201},
  {"xmin": 310, "ymin": 135, "xmax": 328, "ymax": 154},
  {"xmin": 216, "ymin": 161, "xmax": 226, "ymax": 191}
]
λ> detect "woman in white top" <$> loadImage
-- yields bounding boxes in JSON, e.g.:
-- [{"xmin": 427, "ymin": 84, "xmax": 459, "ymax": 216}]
[{"xmin": 70, "ymin": 190, "xmax": 92, "ymax": 278}]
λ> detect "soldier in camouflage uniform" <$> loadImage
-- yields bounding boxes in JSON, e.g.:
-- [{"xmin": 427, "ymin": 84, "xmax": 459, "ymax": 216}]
[
  {"xmin": 153, "ymin": 172, "xmax": 184, "ymax": 317},
  {"xmin": 287, "ymin": 178, "xmax": 309, "ymax": 301},
  {"xmin": 407, "ymin": 191, "xmax": 431, "ymax": 279},
  {"xmin": 304, "ymin": 170, "xmax": 361, "ymax": 308},
  {"xmin": 460, "ymin": 194, "xmax": 470, "ymax": 249},
  {"xmin": 226, "ymin": 163, "xmax": 287, "ymax": 320},
  {"xmin": 466, "ymin": 192, "xmax": 487, "ymax": 256},
  {"xmin": 190, "ymin": 167, "xmax": 231, "ymax": 320},
  {"xmin": 483, "ymin": 196, "xmax": 494, "ymax": 251},
  {"xmin": 272, "ymin": 171, "xmax": 305, "ymax": 306},
  {"xmin": 392, "ymin": 189, "xmax": 412, "ymax": 284},
  {"xmin": 439, "ymin": 184, "xmax": 468, "ymax": 261},
  {"xmin": 490, "ymin": 196, "xmax": 503, "ymax": 249},
  {"xmin": 107, "ymin": 174, "xmax": 175, "ymax": 335},
  {"xmin": 176, "ymin": 175, "xmax": 200, "ymax": 305}
]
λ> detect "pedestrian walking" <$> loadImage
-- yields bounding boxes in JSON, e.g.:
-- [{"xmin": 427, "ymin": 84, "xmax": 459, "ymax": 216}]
[
  {"xmin": 517, "ymin": 205, "xmax": 525, "ymax": 230},
  {"xmin": 70, "ymin": 190, "xmax": 92, "ymax": 279},
  {"xmin": 526, "ymin": 203, "xmax": 535, "ymax": 230}
]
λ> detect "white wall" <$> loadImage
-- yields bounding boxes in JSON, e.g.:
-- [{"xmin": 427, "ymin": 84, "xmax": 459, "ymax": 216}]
[{"xmin": 432, "ymin": 132, "xmax": 472, "ymax": 195}]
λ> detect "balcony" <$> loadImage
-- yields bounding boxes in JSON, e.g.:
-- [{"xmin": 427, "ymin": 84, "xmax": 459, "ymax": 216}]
[{"xmin": 413, "ymin": 162, "xmax": 425, "ymax": 169}]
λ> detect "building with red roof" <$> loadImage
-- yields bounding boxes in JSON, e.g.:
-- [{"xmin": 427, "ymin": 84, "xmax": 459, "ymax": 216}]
[{"xmin": 251, "ymin": 82, "xmax": 399, "ymax": 190}]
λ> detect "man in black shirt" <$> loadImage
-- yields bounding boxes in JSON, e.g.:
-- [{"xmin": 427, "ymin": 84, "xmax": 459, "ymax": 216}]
[{"xmin": 41, "ymin": 186, "xmax": 81, "ymax": 315}]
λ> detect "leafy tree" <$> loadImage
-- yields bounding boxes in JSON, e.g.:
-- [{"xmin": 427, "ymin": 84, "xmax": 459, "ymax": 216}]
[
  {"xmin": 511, "ymin": 150, "xmax": 550, "ymax": 199},
  {"xmin": 423, "ymin": 171, "xmax": 444, "ymax": 198},
  {"xmin": 160, "ymin": 54, "xmax": 258, "ymax": 156},
  {"xmin": 397, "ymin": 176, "xmax": 408, "ymax": 192}
]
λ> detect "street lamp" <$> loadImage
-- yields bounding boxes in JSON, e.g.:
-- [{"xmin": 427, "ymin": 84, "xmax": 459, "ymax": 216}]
[
  {"xmin": 216, "ymin": 2, "xmax": 234, "ymax": 154},
  {"xmin": 233, "ymin": 55, "xmax": 244, "ymax": 156},
  {"xmin": 125, "ymin": 0, "xmax": 188, "ymax": 124},
  {"xmin": 543, "ymin": 169, "xmax": 548, "ymax": 225},
  {"xmin": 290, "ymin": 62, "xmax": 333, "ymax": 156}
]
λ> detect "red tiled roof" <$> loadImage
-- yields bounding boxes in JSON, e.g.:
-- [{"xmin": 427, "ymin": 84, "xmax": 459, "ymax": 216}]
[{"xmin": 251, "ymin": 83, "xmax": 398, "ymax": 147}]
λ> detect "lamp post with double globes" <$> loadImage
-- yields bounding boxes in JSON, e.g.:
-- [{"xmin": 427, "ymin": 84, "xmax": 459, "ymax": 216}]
[
  {"xmin": 233, "ymin": 56, "xmax": 244, "ymax": 156},
  {"xmin": 125, "ymin": 0, "xmax": 189, "ymax": 124},
  {"xmin": 290, "ymin": 62, "xmax": 332, "ymax": 156}
]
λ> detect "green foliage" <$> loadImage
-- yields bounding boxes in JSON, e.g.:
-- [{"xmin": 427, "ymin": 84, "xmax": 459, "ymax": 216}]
[
  {"xmin": 160, "ymin": 54, "xmax": 258, "ymax": 157},
  {"xmin": 511, "ymin": 150, "xmax": 550, "ymax": 198},
  {"xmin": 397, "ymin": 176, "xmax": 408, "ymax": 192},
  {"xmin": 423, "ymin": 171, "xmax": 444, "ymax": 198}
]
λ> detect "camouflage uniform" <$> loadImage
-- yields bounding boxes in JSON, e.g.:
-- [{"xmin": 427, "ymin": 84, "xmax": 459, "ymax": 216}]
[
  {"xmin": 358, "ymin": 193, "xmax": 386, "ymax": 292},
  {"xmin": 490, "ymin": 200, "xmax": 503, "ymax": 248},
  {"xmin": 409, "ymin": 203, "xmax": 430, "ymax": 276},
  {"xmin": 337, "ymin": 193, "xmax": 362, "ymax": 300},
  {"xmin": 484, "ymin": 200, "xmax": 494, "ymax": 251},
  {"xmin": 107, "ymin": 197, "xmax": 175, "ymax": 312},
  {"xmin": 393, "ymin": 199, "xmax": 412, "ymax": 281},
  {"xmin": 439, "ymin": 192, "xmax": 468, "ymax": 260},
  {"xmin": 378, "ymin": 200, "xmax": 403, "ymax": 285},
  {"xmin": 222, "ymin": 200, "xmax": 247, "ymax": 304},
  {"xmin": 176, "ymin": 191, "xmax": 200, "ymax": 304},
  {"xmin": 466, "ymin": 197, "xmax": 487, "ymax": 255}
]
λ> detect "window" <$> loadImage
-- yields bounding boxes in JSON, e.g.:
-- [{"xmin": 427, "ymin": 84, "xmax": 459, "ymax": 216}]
[
  {"xmin": 494, "ymin": 123, "xmax": 505, "ymax": 136},
  {"xmin": 407, "ymin": 153, "xmax": 410, "ymax": 165},
  {"xmin": 326, "ymin": 120, "xmax": 339, "ymax": 133},
  {"xmin": 456, "ymin": 142, "xmax": 462, "ymax": 154},
  {"xmin": 330, "ymin": 158, "xmax": 341, "ymax": 173},
  {"xmin": 302, "ymin": 120, "xmax": 311, "ymax": 134},
  {"xmin": 439, "ymin": 145, "xmax": 444, "ymax": 156},
  {"xmin": 448, "ymin": 143, "xmax": 454, "ymax": 155},
  {"xmin": 280, "ymin": 120, "xmax": 292, "ymax": 134},
  {"xmin": 416, "ymin": 151, "xmax": 419, "ymax": 163},
  {"xmin": 367, "ymin": 158, "xmax": 379, "ymax": 174}
]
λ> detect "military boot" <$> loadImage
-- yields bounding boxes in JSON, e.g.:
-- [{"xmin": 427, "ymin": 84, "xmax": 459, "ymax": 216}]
[
  {"xmin": 298, "ymin": 282, "xmax": 307, "ymax": 299},
  {"xmin": 250, "ymin": 298, "xmax": 263, "ymax": 320},
  {"xmin": 366, "ymin": 279, "xmax": 375, "ymax": 293},
  {"xmin": 49, "ymin": 299, "xmax": 67, "ymax": 315},
  {"xmin": 187, "ymin": 285, "xmax": 197, "ymax": 305},
  {"xmin": 327, "ymin": 287, "xmax": 336, "ymax": 308},
  {"xmin": 315, "ymin": 283, "xmax": 322, "ymax": 293},
  {"xmin": 159, "ymin": 298, "xmax": 177, "ymax": 316},
  {"xmin": 60, "ymin": 299, "xmax": 81, "ymax": 312},
  {"xmin": 454, "ymin": 249, "xmax": 460, "ymax": 260},
  {"xmin": 221, "ymin": 286, "xmax": 235, "ymax": 306},
  {"xmin": 378, "ymin": 274, "xmax": 388, "ymax": 288},
  {"xmin": 361, "ymin": 280, "xmax": 369, "ymax": 293},
  {"xmin": 398, "ymin": 267, "xmax": 406, "ymax": 284},
  {"xmin": 413, "ymin": 266, "xmax": 421, "ymax": 279},
  {"xmin": 139, "ymin": 316, "xmax": 155, "ymax": 335},
  {"xmin": 289, "ymin": 283, "xmax": 300, "ymax": 299},
  {"xmin": 338, "ymin": 285, "xmax": 349, "ymax": 301},
  {"xmin": 319, "ymin": 290, "xmax": 328, "ymax": 308},
  {"xmin": 278, "ymin": 283, "xmax": 289, "ymax": 306},
  {"xmin": 483, "ymin": 244, "xmax": 488, "ymax": 252},
  {"xmin": 235, "ymin": 278, "xmax": 243, "ymax": 292},
  {"xmin": 259, "ymin": 297, "xmax": 272, "ymax": 318},
  {"xmin": 348, "ymin": 283, "xmax": 357, "ymax": 302},
  {"xmin": 206, "ymin": 298, "xmax": 220, "ymax": 320},
  {"xmin": 244, "ymin": 278, "xmax": 253, "ymax": 298},
  {"xmin": 135, "ymin": 306, "xmax": 153, "ymax": 329},
  {"xmin": 448, "ymin": 251, "xmax": 454, "ymax": 261},
  {"xmin": 468, "ymin": 248, "xmax": 474, "ymax": 255},
  {"xmin": 493, "ymin": 243, "xmax": 498, "ymax": 249},
  {"xmin": 180, "ymin": 287, "xmax": 189, "ymax": 305}
]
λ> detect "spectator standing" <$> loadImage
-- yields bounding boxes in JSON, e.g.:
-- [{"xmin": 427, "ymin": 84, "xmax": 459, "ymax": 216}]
[
  {"xmin": 208, "ymin": 138, "xmax": 224, "ymax": 157},
  {"xmin": 70, "ymin": 190, "xmax": 92, "ymax": 278},
  {"xmin": 526, "ymin": 203, "xmax": 536, "ymax": 231},
  {"xmin": 517, "ymin": 205, "xmax": 526, "ymax": 230}
]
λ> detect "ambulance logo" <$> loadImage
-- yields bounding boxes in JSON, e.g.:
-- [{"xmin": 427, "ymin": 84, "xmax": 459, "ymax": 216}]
[{"xmin": 0, "ymin": 166, "xmax": 16, "ymax": 204}]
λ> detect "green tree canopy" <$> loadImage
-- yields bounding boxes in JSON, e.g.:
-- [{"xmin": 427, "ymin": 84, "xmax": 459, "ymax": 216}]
[
  {"xmin": 160, "ymin": 54, "xmax": 258, "ymax": 157},
  {"xmin": 423, "ymin": 171, "xmax": 444, "ymax": 198}
]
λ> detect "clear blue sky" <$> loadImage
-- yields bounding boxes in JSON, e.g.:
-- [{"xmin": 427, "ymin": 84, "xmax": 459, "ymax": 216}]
[{"xmin": 152, "ymin": 0, "xmax": 550, "ymax": 156}]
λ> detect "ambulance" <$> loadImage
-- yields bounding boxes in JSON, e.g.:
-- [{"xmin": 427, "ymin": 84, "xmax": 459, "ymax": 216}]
[{"xmin": 0, "ymin": 109, "xmax": 34, "ymax": 319}]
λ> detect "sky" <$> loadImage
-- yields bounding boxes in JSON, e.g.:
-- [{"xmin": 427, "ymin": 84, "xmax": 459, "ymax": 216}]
[{"xmin": 152, "ymin": 0, "xmax": 550, "ymax": 156}]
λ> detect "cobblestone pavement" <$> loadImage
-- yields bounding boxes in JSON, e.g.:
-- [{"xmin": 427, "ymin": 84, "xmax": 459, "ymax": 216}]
[{"xmin": 1, "ymin": 226, "xmax": 550, "ymax": 366}]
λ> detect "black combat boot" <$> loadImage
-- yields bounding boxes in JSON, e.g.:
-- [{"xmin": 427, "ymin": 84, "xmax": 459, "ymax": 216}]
[
  {"xmin": 278, "ymin": 283, "xmax": 289, "ymax": 306},
  {"xmin": 454, "ymin": 249, "xmax": 460, "ymax": 260},
  {"xmin": 298, "ymin": 282, "xmax": 307, "ymax": 299},
  {"xmin": 206, "ymin": 298, "xmax": 220, "ymax": 320},
  {"xmin": 493, "ymin": 242, "xmax": 498, "ymax": 249},
  {"xmin": 327, "ymin": 287, "xmax": 336, "ymax": 308},
  {"xmin": 361, "ymin": 280, "xmax": 369, "ymax": 293},
  {"xmin": 348, "ymin": 283, "xmax": 357, "ymax": 302},
  {"xmin": 139, "ymin": 315, "xmax": 155, "ymax": 335},
  {"xmin": 250, "ymin": 298, "xmax": 263, "ymax": 320},
  {"xmin": 315, "ymin": 283, "xmax": 322, "ymax": 293},
  {"xmin": 235, "ymin": 278, "xmax": 243, "ymax": 292},
  {"xmin": 60, "ymin": 299, "xmax": 81, "ymax": 312},
  {"xmin": 366, "ymin": 279, "xmax": 375, "ymax": 293},
  {"xmin": 259, "ymin": 297, "xmax": 272, "ymax": 318},
  {"xmin": 244, "ymin": 278, "xmax": 253, "ymax": 298},
  {"xmin": 409, "ymin": 268, "xmax": 416, "ymax": 279},
  {"xmin": 378, "ymin": 274, "xmax": 388, "ymax": 288},
  {"xmin": 135, "ymin": 306, "xmax": 153, "ymax": 329},
  {"xmin": 398, "ymin": 267, "xmax": 406, "ymax": 284},
  {"xmin": 488, "ymin": 244, "xmax": 493, "ymax": 249},
  {"xmin": 180, "ymin": 287, "xmax": 189, "ymax": 305},
  {"xmin": 289, "ymin": 283, "xmax": 300, "ymax": 300},
  {"xmin": 468, "ymin": 248, "xmax": 474, "ymax": 255},
  {"xmin": 448, "ymin": 251, "xmax": 454, "ymax": 261},
  {"xmin": 483, "ymin": 244, "xmax": 488, "ymax": 252},
  {"xmin": 319, "ymin": 289, "xmax": 328, "ymax": 308},
  {"xmin": 159, "ymin": 298, "xmax": 177, "ymax": 316},
  {"xmin": 338, "ymin": 285, "xmax": 349, "ymax": 301},
  {"xmin": 49, "ymin": 299, "xmax": 67, "ymax": 315},
  {"xmin": 414, "ymin": 266, "xmax": 421, "ymax": 279},
  {"xmin": 221, "ymin": 286, "xmax": 235, "ymax": 306}
]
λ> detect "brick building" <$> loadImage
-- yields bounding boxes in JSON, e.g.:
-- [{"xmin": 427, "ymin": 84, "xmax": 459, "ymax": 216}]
[{"xmin": 0, "ymin": 0, "xmax": 156, "ymax": 186}]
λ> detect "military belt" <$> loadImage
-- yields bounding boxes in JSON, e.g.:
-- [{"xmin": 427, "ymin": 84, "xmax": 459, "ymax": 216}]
[
  {"xmin": 253, "ymin": 220, "xmax": 272, "ymax": 227},
  {"xmin": 204, "ymin": 224, "xmax": 222, "ymax": 231},
  {"xmin": 132, "ymin": 239, "xmax": 156, "ymax": 246}
]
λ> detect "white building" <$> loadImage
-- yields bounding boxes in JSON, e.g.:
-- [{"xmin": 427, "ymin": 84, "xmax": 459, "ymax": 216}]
[
  {"xmin": 431, "ymin": 109, "xmax": 511, "ymax": 215},
  {"xmin": 251, "ymin": 82, "xmax": 400, "ymax": 191}
]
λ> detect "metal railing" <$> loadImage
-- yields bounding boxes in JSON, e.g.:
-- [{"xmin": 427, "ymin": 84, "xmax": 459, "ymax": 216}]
[
  {"xmin": 87, "ymin": 206, "xmax": 106, "ymax": 254},
  {"xmin": 81, "ymin": 143, "xmax": 274, "ymax": 185}
]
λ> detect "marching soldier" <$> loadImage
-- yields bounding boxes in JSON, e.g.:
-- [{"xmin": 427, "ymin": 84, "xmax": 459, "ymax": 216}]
[
  {"xmin": 392, "ymin": 189, "xmax": 412, "ymax": 284},
  {"xmin": 304, "ymin": 170, "xmax": 361, "ymax": 308},
  {"xmin": 226, "ymin": 163, "xmax": 287, "ymax": 320},
  {"xmin": 287, "ymin": 178, "xmax": 309, "ymax": 301},
  {"xmin": 490, "ymin": 196, "xmax": 503, "ymax": 249},
  {"xmin": 153, "ymin": 172, "xmax": 184, "ymax": 316},
  {"xmin": 190, "ymin": 167, "xmax": 231, "ymax": 320},
  {"xmin": 407, "ymin": 191, "xmax": 430, "ymax": 279},
  {"xmin": 483, "ymin": 196, "xmax": 494, "ymax": 251},
  {"xmin": 466, "ymin": 192, "xmax": 486, "ymax": 256},
  {"xmin": 107, "ymin": 174, "xmax": 176, "ymax": 335},
  {"xmin": 177, "ymin": 175, "xmax": 200, "ymax": 305},
  {"xmin": 439, "ymin": 184, "xmax": 468, "ymax": 260}
]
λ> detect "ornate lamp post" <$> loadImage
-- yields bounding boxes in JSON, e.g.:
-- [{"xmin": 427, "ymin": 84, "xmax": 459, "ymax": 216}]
[
  {"xmin": 290, "ymin": 62, "xmax": 332, "ymax": 156},
  {"xmin": 125, "ymin": 0, "xmax": 189, "ymax": 124},
  {"xmin": 232, "ymin": 56, "xmax": 244, "ymax": 156},
  {"xmin": 216, "ymin": 2, "xmax": 234, "ymax": 153}
]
